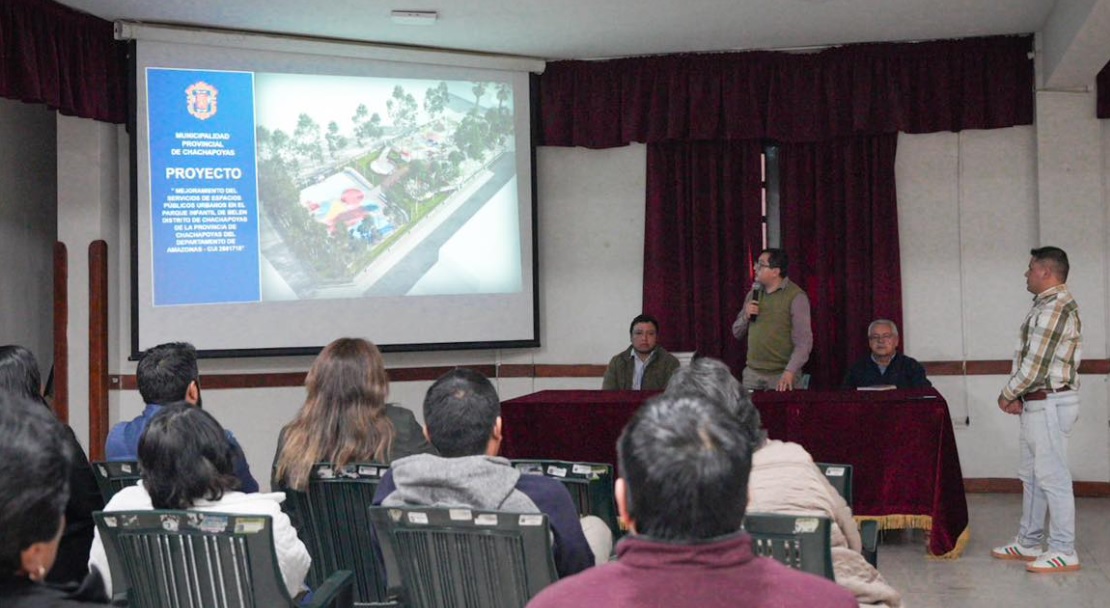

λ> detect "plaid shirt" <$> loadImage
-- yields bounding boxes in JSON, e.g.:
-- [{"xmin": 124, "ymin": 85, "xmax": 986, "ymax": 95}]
[{"xmin": 1001, "ymin": 284, "xmax": 1082, "ymax": 402}]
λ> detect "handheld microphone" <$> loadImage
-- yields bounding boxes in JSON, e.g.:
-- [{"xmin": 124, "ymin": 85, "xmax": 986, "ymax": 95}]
[{"xmin": 749, "ymin": 282, "xmax": 763, "ymax": 322}]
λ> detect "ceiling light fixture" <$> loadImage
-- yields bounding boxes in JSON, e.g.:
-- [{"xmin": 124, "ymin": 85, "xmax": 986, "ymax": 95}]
[{"xmin": 390, "ymin": 10, "xmax": 438, "ymax": 26}]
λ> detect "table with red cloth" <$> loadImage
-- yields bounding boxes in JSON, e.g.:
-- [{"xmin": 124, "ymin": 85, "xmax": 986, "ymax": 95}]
[{"xmin": 500, "ymin": 388, "xmax": 969, "ymax": 559}]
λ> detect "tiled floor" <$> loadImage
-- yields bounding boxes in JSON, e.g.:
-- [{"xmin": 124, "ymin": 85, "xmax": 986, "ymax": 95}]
[{"xmin": 878, "ymin": 494, "xmax": 1110, "ymax": 607}]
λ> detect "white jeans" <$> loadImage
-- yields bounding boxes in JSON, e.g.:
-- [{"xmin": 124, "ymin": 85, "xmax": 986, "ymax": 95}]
[{"xmin": 1017, "ymin": 392, "xmax": 1079, "ymax": 554}]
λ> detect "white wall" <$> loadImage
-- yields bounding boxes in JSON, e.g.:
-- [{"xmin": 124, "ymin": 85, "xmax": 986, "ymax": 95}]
[
  {"xmin": 897, "ymin": 90, "xmax": 1110, "ymax": 481},
  {"xmin": 0, "ymin": 98, "xmax": 56, "ymax": 366}
]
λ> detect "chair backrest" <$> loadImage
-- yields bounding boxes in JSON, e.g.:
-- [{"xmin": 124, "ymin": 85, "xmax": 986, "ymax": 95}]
[
  {"xmin": 511, "ymin": 459, "xmax": 619, "ymax": 536},
  {"xmin": 743, "ymin": 513, "xmax": 835, "ymax": 580},
  {"xmin": 91, "ymin": 461, "xmax": 142, "ymax": 503},
  {"xmin": 281, "ymin": 462, "xmax": 390, "ymax": 603},
  {"xmin": 816, "ymin": 462, "xmax": 854, "ymax": 506},
  {"xmin": 369, "ymin": 506, "xmax": 557, "ymax": 608},
  {"xmin": 93, "ymin": 510, "xmax": 297, "ymax": 608}
]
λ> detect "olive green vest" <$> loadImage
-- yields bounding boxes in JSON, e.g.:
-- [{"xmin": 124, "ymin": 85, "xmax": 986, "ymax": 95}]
[{"xmin": 747, "ymin": 279, "xmax": 803, "ymax": 372}]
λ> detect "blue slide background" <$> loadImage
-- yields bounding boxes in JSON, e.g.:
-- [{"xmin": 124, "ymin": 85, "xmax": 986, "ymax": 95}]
[{"xmin": 148, "ymin": 68, "xmax": 260, "ymax": 306}]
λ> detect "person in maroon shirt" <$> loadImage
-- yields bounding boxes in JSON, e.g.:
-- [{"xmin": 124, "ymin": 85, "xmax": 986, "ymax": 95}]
[{"xmin": 527, "ymin": 393, "xmax": 857, "ymax": 608}]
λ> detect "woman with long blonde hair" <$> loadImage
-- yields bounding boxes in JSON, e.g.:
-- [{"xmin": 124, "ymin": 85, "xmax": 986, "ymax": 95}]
[{"xmin": 272, "ymin": 337, "xmax": 435, "ymax": 491}]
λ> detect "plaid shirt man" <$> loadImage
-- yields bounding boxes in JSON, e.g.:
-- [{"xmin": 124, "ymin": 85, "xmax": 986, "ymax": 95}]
[{"xmin": 1000, "ymin": 284, "xmax": 1081, "ymax": 402}]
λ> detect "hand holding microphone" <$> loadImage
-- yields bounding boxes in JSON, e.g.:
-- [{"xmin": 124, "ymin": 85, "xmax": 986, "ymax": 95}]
[{"xmin": 747, "ymin": 281, "xmax": 763, "ymax": 322}]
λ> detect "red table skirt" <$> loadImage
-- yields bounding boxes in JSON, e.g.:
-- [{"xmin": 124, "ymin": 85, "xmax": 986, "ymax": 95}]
[{"xmin": 500, "ymin": 388, "xmax": 969, "ymax": 559}]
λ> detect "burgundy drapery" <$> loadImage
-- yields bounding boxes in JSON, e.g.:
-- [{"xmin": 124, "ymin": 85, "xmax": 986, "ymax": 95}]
[
  {"xmin": 779, "ymin": 134, "xmax": 901, "ymax": 388},
  {"xmin": 542, "ymin": 37, "xmax": 1032, "ymax": 386},
  {"xmin": 642, "ymin": 140, "xmax": 764, "ymax": 373},
  {"xmin": 539, "ymin": 35, "xmax": 1034, "ymax": 147},
  {"xmin": 1, "ymin": 0, "xmax": 127, "ymax": 123}
]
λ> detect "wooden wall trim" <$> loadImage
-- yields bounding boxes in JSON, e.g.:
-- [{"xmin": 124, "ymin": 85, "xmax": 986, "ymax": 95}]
[
  {"xmin": 107, "ymin": 359, "xmax": 1110, "ymax": 392},
  {"xmin": 88, "ymin": 241, "xmax": 110, "ymax": 461},
  {"xmin": 52, "ymin": 242, "xmax": 68, "ymax": 423},
  {"xmin": 965, "ymin": 478, "xmax": 1110, "ymax": 497}
]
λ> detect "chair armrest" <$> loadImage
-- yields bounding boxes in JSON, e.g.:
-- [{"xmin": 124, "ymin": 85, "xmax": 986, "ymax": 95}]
[
  {"xmin": 859, "ymin": 520, "xmax": 879, "ymax": 568},
  {"xmin": 303, "ymin": 570, "xmax": 355, "ymax": 608}
]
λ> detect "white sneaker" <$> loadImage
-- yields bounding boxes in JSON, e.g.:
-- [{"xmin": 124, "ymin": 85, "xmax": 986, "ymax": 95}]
[
  {"xmin": 1026, "ymin": 551, "xmax": 1081, "ymax": 573},
  {"xmin": 991, "ymin": 538, "xmax": 1040, "ymax": 561}
]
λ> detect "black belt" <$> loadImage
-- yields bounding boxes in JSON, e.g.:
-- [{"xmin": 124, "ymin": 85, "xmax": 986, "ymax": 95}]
[{"xmin": 1022, "ymin": 388, "xmax": 1071, "ymax": 401}]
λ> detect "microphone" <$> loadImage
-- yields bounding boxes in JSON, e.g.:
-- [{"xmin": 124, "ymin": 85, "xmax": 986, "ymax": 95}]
[{"xmin": 749, "ymin": 282, "xmax": 763, "ymax": 322}]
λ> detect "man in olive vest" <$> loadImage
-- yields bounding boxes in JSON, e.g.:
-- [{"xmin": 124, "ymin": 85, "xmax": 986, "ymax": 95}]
[{"xmin": 731, "ymin": 248, "xmax": 813, "ymax": 391}]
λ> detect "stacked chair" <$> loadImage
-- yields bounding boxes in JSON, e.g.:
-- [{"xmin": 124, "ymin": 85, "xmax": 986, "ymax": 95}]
[
  {"xmin": 93, "ymin": 510, "xmax": 354, "ymax": 608},
  {"xmin": 369, "ymin": 506, "xmax": 557, "ymax": 608}
]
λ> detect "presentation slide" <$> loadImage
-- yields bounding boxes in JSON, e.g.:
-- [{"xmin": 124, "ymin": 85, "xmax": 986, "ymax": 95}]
[{"xmin": 132, "ymin": 39, "xmax": 538, "ymax": 354}]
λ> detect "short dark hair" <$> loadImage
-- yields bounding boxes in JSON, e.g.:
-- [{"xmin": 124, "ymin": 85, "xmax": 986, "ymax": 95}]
[
  {"xmin": 0, "ymin": 345, "xmax": 46, "ymax": 406},
  {"xmin": 138, "ymin": 403, "xmax": 238, "ymax": 509},
  {"xmin": 618, "ymin": 393, "xmax": 753, "ymax": 541},
  {"xmin": 664, "ymin": 357, "xmax": 766, "ymax": 447},
  {"xmin": 760, "ymin": 248, "xmax": 789, "ymax": 277},
  {"xmin": 1031, "ymin": 246, "xmax": 1069, "ymax": 281},
  {"xmin": 629, "ymin": 314, "xmax": 659, "ymax": 335},
  {"xmin": 136, "ymin": 342, "xmax": 198, "ymax": 405},
  {"xmin": 423, "ymin": 368, "xmax": 500, "ymax": 458},
  {"xmin": 0, "ymin": 391, "xmax": 72, "ymax": 573}
]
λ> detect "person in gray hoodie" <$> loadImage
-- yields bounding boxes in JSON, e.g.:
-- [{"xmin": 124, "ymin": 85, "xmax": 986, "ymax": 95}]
[{"xmin": 373, "ymin": 368, "xmax": 606, "ymax": 577}]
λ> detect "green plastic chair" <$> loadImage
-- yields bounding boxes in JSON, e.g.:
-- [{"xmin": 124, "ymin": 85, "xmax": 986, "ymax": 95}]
[
  {"xmin": 280, "ymin": 462, "xmax": 393, "ymax": 606},
  {"xmin": 93, "ymin": 510, "xmax": 353, "ymax": 608},
  {"xmin": 744, "ymin": 512, "xmax": 836, "ymax": 580},
  {"xmin": 511, "ymin": 459, "xmax": 620, "ymax": 537},
  {"xmin": 90, "ymin": 461, "xmax": 142, "ymax": 503},
  {"xmin": 369, "ymin": 506, "xmax": 557, "ymax": 608}
]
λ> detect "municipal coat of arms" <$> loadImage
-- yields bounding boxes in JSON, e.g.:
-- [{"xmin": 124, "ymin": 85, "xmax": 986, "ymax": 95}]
[{"xmin": 185, "ymin": 81, "xmax": 219, "ymax": 120}]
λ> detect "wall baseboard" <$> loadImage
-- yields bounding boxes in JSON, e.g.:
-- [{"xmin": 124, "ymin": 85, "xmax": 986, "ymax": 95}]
[{"xmin": 964, "ymin": 478, "xmax": 1110, "ymax": 497}]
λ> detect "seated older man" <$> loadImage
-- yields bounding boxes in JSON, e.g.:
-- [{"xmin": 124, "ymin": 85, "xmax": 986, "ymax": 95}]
[
  {"xmin": 601, "ymin": 314, "xmax": 680, "ymax": 391},
  {"xmin": 527, "ymin": 391, "xmax": 856, "ymax": 608},
  {"xmin": 666, "ymin": 357, "xmax": 903, "ymax": 608},
  {"xmin": 844, "ymin": 320, "xmax": 931, "ymax": 389}
]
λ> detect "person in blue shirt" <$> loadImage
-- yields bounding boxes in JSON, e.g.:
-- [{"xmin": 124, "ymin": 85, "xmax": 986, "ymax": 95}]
[
  {"xmin": 104, "ymin": 342, "xmax": 258, "ymax": 492},
  {"xmin": 843, "ymin": 320, "xmax": 931, "ymax": 390}
]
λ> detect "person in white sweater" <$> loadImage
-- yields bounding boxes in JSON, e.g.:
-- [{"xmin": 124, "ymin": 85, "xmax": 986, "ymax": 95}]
[
  {"xmin": 665, "ymin": 357, "xmax": 902, "ymax": 608},
  {"xmin": 88, "ymin": 403, "xmax": 310, "ymax": 599}
]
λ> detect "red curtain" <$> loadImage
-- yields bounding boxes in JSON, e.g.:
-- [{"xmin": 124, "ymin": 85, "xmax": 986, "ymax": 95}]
[
  {"xmin": 779, "ymin": 134, "xmax": 901, "ymax": 389},
  {"xmin": 540, "ymin": 35, "xmax": 1034, "ymax": 147},
  {"xmin": 642, "ymin": 140, "xmax": 764, "ymax": 372},
  {"xmin": 0, "ymin": 0, "xmax": 127, "ymax": 123}
]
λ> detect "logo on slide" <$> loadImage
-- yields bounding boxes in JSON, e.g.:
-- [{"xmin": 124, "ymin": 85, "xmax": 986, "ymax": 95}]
[{"xmin": 185, "ymin": 81, "xmax": 219, "ymax": 120}]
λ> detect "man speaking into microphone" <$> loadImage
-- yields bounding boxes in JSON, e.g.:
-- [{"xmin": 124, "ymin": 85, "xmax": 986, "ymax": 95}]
[{"xmin": 731, "ymin": 248, "xmax": 813, "ymax": 391}]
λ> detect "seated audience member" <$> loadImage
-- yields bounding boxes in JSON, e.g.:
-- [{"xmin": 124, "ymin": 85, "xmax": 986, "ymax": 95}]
[
  {"xmin": 89, "ymin": 404, "xmax": 310, "ymax": 598},
  {"xmin": 272, "ymin": 337, "xmax": 436, "ymax": 493},
  {"xmin": 105, "ymin": 342, "xmax": 259, "ymax": 492},
  {"xmin": 843, "ymin": 320, "xmax": 931, "ymax": 389},
  {"xmin": 0, "ymin": 345, "xmax": 105, "ymax": 587},
  {"xmin": 666, "ymin": 358, "xmax": 902, "ymax": 608},
  {"xmin": 601, "ymin": 314, "xmax": 681, "ymax": 390},
  {"xmin": 374, "ymin": 368, "xmax": 610, "ymax": 575},
  {"xmin": 0, "ymin": 391, "xmax": 108, "ymax": 607},
  {"xmin": 527, "ymin": 393, "xmax": 856, "ymax": 608}
]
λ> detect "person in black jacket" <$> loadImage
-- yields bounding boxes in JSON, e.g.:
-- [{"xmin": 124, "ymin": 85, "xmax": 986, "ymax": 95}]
[
  {"xmin": 843, "ymin": 320, "xmax": 931, "ymax": 389},
  {"xmin": 0, "ymin": 390, "xmax": 108, "ymax": 607},
  {"xmin": 0, "ymin": 346, "xmax": 105, "ymax": 587}
]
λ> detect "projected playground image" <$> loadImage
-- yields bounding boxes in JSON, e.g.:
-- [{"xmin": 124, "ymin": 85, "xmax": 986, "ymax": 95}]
[{"xmin": 254, "ymin": 73, "xmax": 522, "ymax": 301}]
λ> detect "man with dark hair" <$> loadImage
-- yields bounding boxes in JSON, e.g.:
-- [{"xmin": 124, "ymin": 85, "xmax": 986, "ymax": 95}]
[
  {"xmin": 527, "ymin": 393, "xmax": 856, "ymax": 608},
  {"xmin": 843, "ymin": 319, "xmax": 931, "ymax": 389},
  {"xmin": 992, "ymin": 246, "xmax": 1082, "ymax": 573},
  {"xmin": 104, "ymin": 342, "xmax": 258, "ymax": 492},
  {"xmin": 373, "ymin": 368, "xmax": 606, "ymax": 576},
  {"xmin": 732, "ymin": 248, "xmax": 813, "ymax": 391},
  {"xmin": 601, "ymin": 314, "xmax": 680, "ymax": 390}
]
